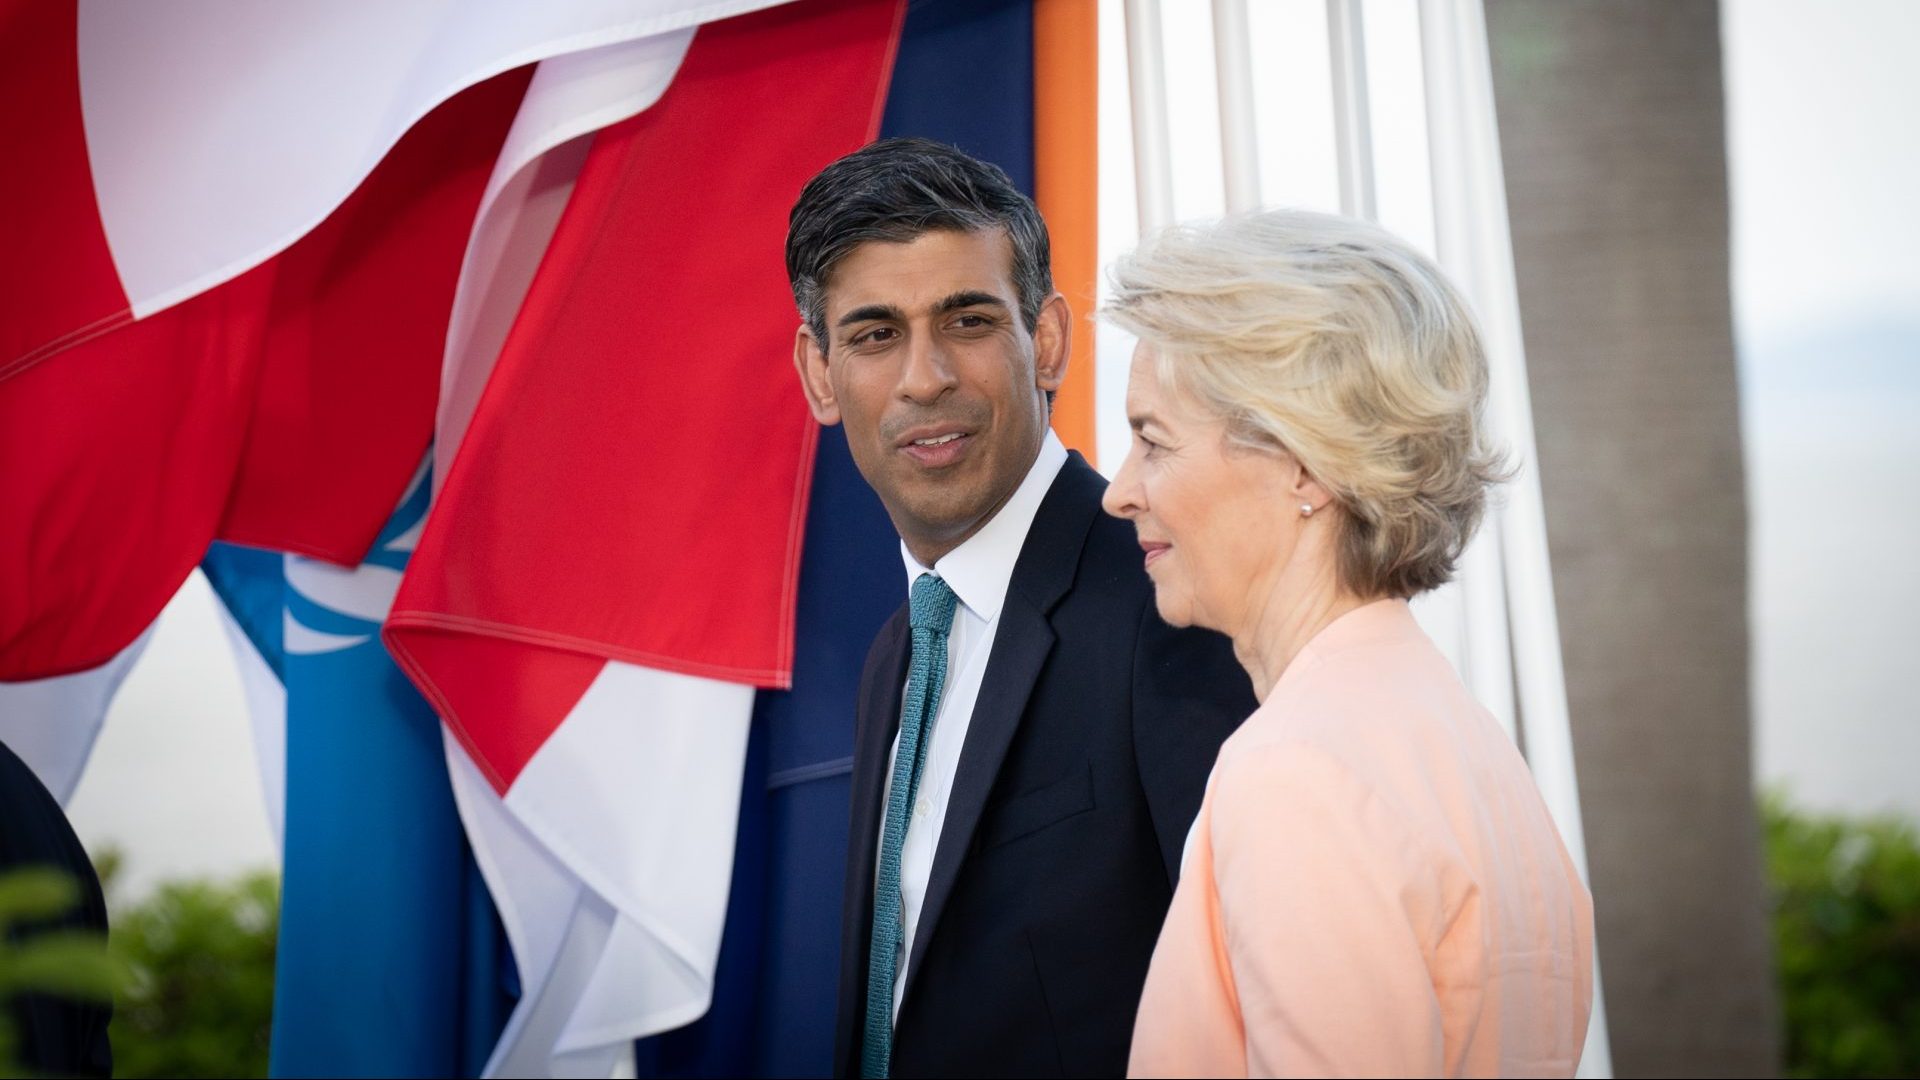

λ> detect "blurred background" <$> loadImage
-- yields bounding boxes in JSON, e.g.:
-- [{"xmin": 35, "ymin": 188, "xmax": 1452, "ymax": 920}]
[{"xmin": 9, "ymin": 0, "xmax": 1916, "ymax": 1077}]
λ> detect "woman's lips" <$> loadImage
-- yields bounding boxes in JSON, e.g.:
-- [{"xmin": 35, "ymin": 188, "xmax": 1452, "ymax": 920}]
[{"xmin": 1141, "ymin": 542, "xmax": 1170, "ymax": 570}]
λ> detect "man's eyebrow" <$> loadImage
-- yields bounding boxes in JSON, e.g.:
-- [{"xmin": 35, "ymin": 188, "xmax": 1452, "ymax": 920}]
[
  {"xmin": 835, "ymin": 292, "xmax": 1008, "ymax": 331},
  {"xmin": 835, "ymin": 303, "xmax": 904, "ymax": 329},
  {"xmin": 933, "ymin": 290, "xmax": 1009, "ymax": 315}
]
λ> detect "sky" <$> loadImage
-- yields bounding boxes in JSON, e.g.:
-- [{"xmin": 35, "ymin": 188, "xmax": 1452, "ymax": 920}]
[
  {"xmin": 1723, "ymin": 0, "xmax": 1920, "ymax": 345},
  {"xmin": 1722, "ymin": 0, "xmax": 1920, "ymax": 821},
  {"xmin": 61, "ymin": 0, "xmax": 1920, "ymax": 901}
]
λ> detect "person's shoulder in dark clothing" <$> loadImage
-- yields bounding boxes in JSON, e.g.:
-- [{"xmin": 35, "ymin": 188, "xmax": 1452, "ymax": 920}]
[{"xmin": 0, "ymin": 739, "xmax": 113, "ymax": 1078}]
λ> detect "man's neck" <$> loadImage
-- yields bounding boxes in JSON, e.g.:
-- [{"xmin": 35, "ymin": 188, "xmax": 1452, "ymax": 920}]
[
  {"xmin": 901, "ymin": 486, "xmax": 1019, "ymax": 568},
  {"xmin": 898, "ymin": 440, "xmax": 1054, "ymax": 569}
]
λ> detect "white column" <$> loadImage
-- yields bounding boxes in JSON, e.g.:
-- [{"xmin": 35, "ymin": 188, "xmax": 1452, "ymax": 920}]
[
  {"xmin": 1125, "ymin": 0, "xmax": 1176, "ymax": 232},
  {"xmin": 1418, "ymin": 1, "xmax": 1612, "ymax": 1074},
  {"xmin": 1326, "ymin": 0, "xmax": 1377, "ymax": 220},
  {"xmin": 1212, "ymin": 0, "xmax": 1260, "ymax": 212}
]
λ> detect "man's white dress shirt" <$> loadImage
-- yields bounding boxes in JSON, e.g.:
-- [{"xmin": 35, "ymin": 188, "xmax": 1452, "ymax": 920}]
[{"xmin": 878, "ymin": 430, "xmax": 1069, "ymax": 1021}]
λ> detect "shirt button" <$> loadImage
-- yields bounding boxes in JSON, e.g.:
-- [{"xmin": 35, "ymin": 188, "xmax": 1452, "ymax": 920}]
[{"xmin": 914, "ymin": 796, "xmax": 930, "ymax": 820}]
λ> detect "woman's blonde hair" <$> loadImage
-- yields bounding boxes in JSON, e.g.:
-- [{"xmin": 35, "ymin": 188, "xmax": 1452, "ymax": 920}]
[{"xmin": 1104, "ymin": 209, "xmax": 1508, "ymax": 599}]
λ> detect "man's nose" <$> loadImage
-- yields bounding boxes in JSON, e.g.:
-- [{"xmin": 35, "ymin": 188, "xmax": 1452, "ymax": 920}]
[{"xmin": 898, "ymin": 331, "xmax": 957, "ymax": 403}]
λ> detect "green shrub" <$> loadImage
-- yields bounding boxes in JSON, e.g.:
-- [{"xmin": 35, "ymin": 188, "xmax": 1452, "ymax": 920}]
[
  {"xmin": 107, "ymin": 869, "xmax": 278, "ymax": 1079},
  {"xmin": 1766, "ymin": 791, "xmax": 1920, "ymax": 1078}
]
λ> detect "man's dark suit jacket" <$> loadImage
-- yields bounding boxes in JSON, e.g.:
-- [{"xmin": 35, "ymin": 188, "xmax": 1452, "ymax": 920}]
[{"xmin": 834, "ymin": 452, "xmax": 1257, "ymax": 1078}]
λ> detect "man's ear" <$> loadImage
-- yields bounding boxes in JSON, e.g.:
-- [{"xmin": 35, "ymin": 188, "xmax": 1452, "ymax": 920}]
[
  {"xmin": 1032, "ymin": 291, "xmax": 1071, "ymax": 395},
  {"xmin": 793, "ymin": 324, "xmax": 841, "ymax": 426}
]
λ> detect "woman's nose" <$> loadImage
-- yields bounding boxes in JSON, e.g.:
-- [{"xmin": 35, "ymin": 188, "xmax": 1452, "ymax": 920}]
[{"xmin": 1102, "ymin": 449, "xmax": 1145, "ymax": 519}]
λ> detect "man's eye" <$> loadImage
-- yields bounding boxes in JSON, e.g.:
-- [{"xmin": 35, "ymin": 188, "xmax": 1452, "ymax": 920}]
[
  {"xmin": 951, "ymin": 313, "xmax": 991, "ymax": 329},
  {"xmin": 851, "ymin": 326, "xmax": 898, "ymax": 347}
]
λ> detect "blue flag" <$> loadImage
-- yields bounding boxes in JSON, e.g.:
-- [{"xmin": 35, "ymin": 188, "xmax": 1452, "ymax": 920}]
[{"xmin": 202, "ymin": 464, "xmax": 514, "ymax": 1078}]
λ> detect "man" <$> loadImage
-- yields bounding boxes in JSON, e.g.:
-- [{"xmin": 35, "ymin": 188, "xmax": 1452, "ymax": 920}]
[{"xmin": 786, "ymin": 137, "xmax": 1256, "ymax": 1078}]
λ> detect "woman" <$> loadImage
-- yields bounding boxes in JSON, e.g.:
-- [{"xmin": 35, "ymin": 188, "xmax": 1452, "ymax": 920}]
[{"xmin": 1103, "ymin": 210, "xmax": 1594, "ymax": 1078}]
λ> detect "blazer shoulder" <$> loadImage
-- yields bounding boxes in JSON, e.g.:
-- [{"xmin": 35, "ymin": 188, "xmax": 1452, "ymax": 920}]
[
  {"xmin": 861, "ymin": 604, "xmax": 910, "ymax": 673},
  {"xmin": 1077, "ymin": 505, "xmax": 1157, "ymax": 597},
  {"xmin": 1037, "ymin": 457, "xmax": 1246, "ymax": 700},
  {"xmin": 855, "ymin": 604, "xmax": 911, "ymax": 714},
  {"xmin": 1034, "ymin": 456, "xmax": 1156, "ymax": 613},
  {"xmin": 1074, "ymin": 505, "xmax": 1250, "ymax": 708}
]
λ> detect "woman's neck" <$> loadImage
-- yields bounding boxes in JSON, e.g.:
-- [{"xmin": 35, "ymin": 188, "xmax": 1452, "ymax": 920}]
[{"xmin": 1231, "ymin": 559, "xmax": 1370, "ymax": 703}]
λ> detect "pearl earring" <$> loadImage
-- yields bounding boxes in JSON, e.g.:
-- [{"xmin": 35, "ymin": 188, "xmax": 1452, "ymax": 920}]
[{"xmin": 1300, "ymin": 502, "xmax": 1315, "ymax": 518}]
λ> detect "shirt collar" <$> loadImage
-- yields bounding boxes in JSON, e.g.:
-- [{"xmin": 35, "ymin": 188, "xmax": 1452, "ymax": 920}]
[{"xmin": 900, "ymin": 429, "xmax": 1070, "ymax": 624}]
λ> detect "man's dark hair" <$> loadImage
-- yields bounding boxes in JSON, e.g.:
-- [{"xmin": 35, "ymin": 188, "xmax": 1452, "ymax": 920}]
[{"xmin": 785, "ymin": 137, "xmax": 1053, "ymax": 356}]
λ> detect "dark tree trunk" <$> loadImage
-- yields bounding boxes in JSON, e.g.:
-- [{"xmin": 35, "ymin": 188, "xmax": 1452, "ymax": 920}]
[{"xmin": 1485, "ymin": 2, "xmax": 1781, "ymax": 1075}]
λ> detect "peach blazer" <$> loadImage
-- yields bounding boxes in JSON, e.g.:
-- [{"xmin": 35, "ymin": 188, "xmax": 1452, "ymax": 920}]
[{"xmin": 1129, "ymin": 600, "xmax": 1594, "ymax": 1078}]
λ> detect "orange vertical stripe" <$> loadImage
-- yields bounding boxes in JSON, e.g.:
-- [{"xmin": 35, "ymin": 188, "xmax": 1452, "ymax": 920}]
[{"xmin": 1034, "ymin": 0, "xmax": 1099, "ymax": 466}]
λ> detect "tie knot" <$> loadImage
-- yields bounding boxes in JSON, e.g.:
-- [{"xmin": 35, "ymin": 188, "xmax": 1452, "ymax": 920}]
[{"xmin": 909, "ymin": 574, "xmax": 959, "ymax": 632}]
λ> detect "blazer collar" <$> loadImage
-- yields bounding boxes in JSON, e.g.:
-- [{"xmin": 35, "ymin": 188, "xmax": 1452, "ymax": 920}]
[
  {"xmin": 1003, "ymin": 450, "xmax": 1107, "ymax": 614},
  {"xmin": 899, "ymin": 431, "xmax": 1069, "ymax": 624},
  {"xmin": 899, "ymin": 451, "xmax": 1108, "ymax": 1008},
  {"xmin": 840, "ymin": 606, "xmax": 910, "ymax": 1077}
]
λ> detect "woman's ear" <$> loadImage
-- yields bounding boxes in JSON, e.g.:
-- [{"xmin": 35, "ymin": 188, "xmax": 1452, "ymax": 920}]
[{"xmin": 1284, "ymin": 454, "xmax": 1335, "ymax": 517}]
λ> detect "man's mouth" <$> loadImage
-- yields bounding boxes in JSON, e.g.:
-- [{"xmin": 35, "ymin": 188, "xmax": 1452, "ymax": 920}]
[{"xmin": 898, "ymin": 426, "xmax": 975, "ymax": 468}]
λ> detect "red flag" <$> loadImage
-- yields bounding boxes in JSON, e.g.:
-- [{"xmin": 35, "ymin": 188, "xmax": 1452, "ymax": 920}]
[
  {"xmin": 0, "ymin": 72, "xmax": 529, "ymax": 680},
  {"xmin": 214, "ymin": 71, "xmax": 532, "ymax": 563},
  {"xmin": 386, "ymin": 0, "xmax": 904, "ymax": 794},
  {"xmin": 0, "ymin": 0, "xmax": 128, "ymax": 382}
]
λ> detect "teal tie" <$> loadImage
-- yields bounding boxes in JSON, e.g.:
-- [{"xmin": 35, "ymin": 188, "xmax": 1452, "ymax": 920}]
[{"xmin": 861, "ymin": 573, "xmax": 960, "ymax": 1079}]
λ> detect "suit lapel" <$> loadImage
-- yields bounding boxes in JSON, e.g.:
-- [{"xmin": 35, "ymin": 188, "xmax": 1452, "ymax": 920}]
[
  {"xmin": 899, "ymin": 592, "xmax": 1055, "ymax": 1004},
  {"xmin": 899, "ymin": 453, "xmax": 1105, "ymax": 1007},
  {"xmin": 849, "ymin": 612, "xmax": 910, "ymax": 896},
  {"xmin": 836, "ymin": 608, "xmax": 909, "ymax": 1077}
]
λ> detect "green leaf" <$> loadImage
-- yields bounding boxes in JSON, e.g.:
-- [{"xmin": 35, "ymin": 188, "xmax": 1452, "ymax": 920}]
[
  {"xmin": 0, "ymin": 931, "xmax": 124, "ymax": 1000},
  {"xmin": 0, "ymin": 867, "xmax": 81, "ymax": 926}
]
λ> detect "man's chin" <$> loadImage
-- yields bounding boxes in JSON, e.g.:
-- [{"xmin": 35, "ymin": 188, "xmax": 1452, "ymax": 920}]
[
  {"xmin": 891, "ymin": 495, "xmax": 998, "ymax": 551},
  {"xmin": 891, "ymin": 470, "xmax": 987, "ymax": 514}
]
